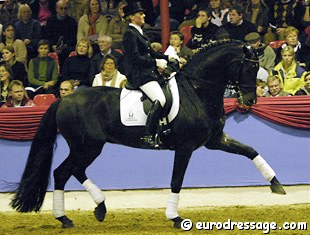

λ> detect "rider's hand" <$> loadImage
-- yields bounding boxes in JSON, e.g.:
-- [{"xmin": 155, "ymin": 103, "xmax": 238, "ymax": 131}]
[{"xmin": 156, "ymin": 59, "xmax": 167, "ymax": 69}]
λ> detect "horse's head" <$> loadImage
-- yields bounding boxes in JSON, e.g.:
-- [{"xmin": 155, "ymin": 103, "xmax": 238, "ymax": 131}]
[{"xmin": 236, "ymin": 46, "xmax": 259, "ymax": 107}]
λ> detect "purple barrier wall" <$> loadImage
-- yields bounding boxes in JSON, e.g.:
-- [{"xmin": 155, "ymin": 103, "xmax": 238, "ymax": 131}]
[{"xmin": 0, "ymin": 112, "xmax": 309, "ymax": 192}]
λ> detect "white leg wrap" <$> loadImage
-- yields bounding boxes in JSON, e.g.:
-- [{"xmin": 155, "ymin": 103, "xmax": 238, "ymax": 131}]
[
  {"xmin": 252, "ymin": 155, "xmax": 276, "ymax": 182},
  {"xmin": 165, "ymin": 193, "xmax": 179, "ymax": 220},
  {"xmin": 53, "ymin": 190, "xmax": 65, "ymax": 218},
  {"xmin": 82, "ymin": 179, "xmax": 106, "ymax": 205}
]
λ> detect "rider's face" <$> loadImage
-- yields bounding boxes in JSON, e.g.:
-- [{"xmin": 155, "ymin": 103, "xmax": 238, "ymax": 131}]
[{"xmin": 130, "ymin": 11, "xmax": 145, "ymax": 26}]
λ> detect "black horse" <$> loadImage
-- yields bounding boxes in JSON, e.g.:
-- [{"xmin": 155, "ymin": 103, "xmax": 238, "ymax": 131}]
[{"xmin": 11, "ymin": 41, "xmax": 286, "ymax": 229}]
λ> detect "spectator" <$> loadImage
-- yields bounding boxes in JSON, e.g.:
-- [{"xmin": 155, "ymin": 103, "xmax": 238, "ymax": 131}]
[
  {"xmin": 77, "ymin": 0, "xmax": 109, "ymax": 52},
  {"xmin": 209, "ymin": 0, "xmax": 229, "ymax": 27},
  {"xmin": 265, "ymin": 75, "xmax": 292, "ymax": 97},
  {"xmin": 107, "ymin": 1, "xmax": 128, "ymax": 50},
  {"xmin": 59, "ymin": 80, "xmax": 74, "ymax": 98},
  {"xmin": 244, "ymin": 0, "xmax": 269, "ymax": 35},
  {"xmin": 1, "ymin": 79, "xmax": 35, "ymax": 107},
  {"xmin": 89, "ymin": 35, "xmax": 123, "ymax": 84},
  {"xmin": 187, "ymin": 7, "xmax": 219, "ymax": 50},
  {"xmin": 256, "ymin": 79, "xmax": 267, "ymax": 97},
  {"xmin": 0, "ymin": 23, "xmax": 28, "ymax": 65},
  {"xmin": 244, "ymin": 32, "xmax": 276, "ymax": 72},
  {"xmin": 15, "ymin": 4, "xmax": 42, "ymax": 61},
  {"xmin": 1, "ymin": 45, "xmax": 28, "ymax": 86},
  {"xmin": 92, "ymin": 54, "xmax": 126, "ymax": 88},
  {"xmin": 29, "ymin": 0, "xmax": 57, "ymax": 29},
  {"xmin": 0, "ymin": 63, "xmax": 13, "ymax": 105},
  {"xmin": 45, "ymin": 0, "xmax": 78, "ymax": 70},
  {"xmin": 295, "ymin": 71, "xmax": 310, "ymax": 95},
  {"xmin": 221, "ymin": 4, "xmax": 257, "ymax": 41},
  {"xmin": 0, "ymin": 0, "xmax": 19, "ymax": 26},
  {"xmin": 66, "ymin": 0, "xmax": 87, "ymax": 23},
  {"xmin": 271, "ymin": 46, "xmax": 305, "ymax": 95},
  {"xmin": 27, "ymin": 39, "xmax": 58, "ymax": 97},
  {"xmin": 264, "ymin": 0, "xmax": 309, "ymax": 44},
  {"xmin": 61, "ymin": 38, "xmax": 92, "ymax": 89},
  {"xmin": 275, "ymin": 26, "xmax": 310, "ymax": 71}
]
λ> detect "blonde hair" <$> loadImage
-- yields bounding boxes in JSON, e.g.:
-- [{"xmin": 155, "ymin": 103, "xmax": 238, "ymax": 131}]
[
  {"xmin": 17, "ymin": 4, "xmax": 32, "ymax": 20},
  {"xmin": 267, "ymin": 75, "xmax": 281, "ymax": 85},
  {"xmin": 76, "ymin": 38, "xmax": 93, "ymax": 58},
  {"xmin": 281, "ymin": 46, "xmax": 295, "ymax": 56},
  {"xmin": 284, "ymin": 26, "xmax": 299, "ymax": 39}
]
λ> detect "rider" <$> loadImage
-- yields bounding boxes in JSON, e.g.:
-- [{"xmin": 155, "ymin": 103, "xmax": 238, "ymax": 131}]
[{"xmin": 122, "ymin": 2, "xmax": 177, "ymax": 147}]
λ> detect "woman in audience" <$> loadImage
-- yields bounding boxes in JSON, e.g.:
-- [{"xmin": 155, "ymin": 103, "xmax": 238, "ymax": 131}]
[
  {"xmin": 77, "ymin": 0, "xmax": 108, "ymax": 52},
  {"xmin": 107, "ymin": 1, "xmax": 127, "ymax": 50},
  {"xmin": 92, "ymin": 54, "xmax": 126, "ymax": 88},
  {"xmin": 295, "ymin": 71, "xmax": 310, "ymax": 95},
  {"xmin": 209, "ymin": 0, "xmax": 229, "ymax": 27},
  {"xmin": 272, "ymin": 46, "xmax": 306, "ymax": 95},
  {"xmin": 0, "ymin": 63, "xmax": 13, "ymax": 106},
  {"xmin": 2, "ymin": 45, "xmax": 28, "ymax": 86},
  {"xmin": 0, "ymin": 23, "xmax": 27, "ymax": 65},
  {"xmin": 15, "ymin": 4, "xmax": 42, "ymax": 61},
  {"xmin": 61, "ymin": 38, "xmax": 93, "ymax": 89}
]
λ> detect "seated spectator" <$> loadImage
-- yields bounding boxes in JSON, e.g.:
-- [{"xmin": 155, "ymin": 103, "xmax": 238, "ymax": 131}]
[
  {"xmin": 265, "ymin": 75, "xmax": 292, "ymax": 97},
  {"xmin": 89, "ymin": 35, "xmax": 124, "ymax": 84},
  {"xmin": 27, "ymin": 39, "xmax": 58, "ymax": 97},
  {"xmin": 15, "ymin": 4, "xmax": 42, "ymax": 61},
  {"xmin": 0, "ymin": 63, "xmax": 13, "ymax": 105},
  {"xmin": 59, "ymin": 80, "xmax": 74, "ymax": 98},
  {"xmin": 1, "ymin": 45, "xmax": 28, "ymax": 86},
  {"xmin": 107, "ymin": 1, "xmax": 128, "ymax": 50},
  {"xmin": 92, "ymin": 54, "xmax": 126, "ymax": 88},
  {"xmin": 209, "ymin": 0, "xmax": 229, "ymax": 27},
  {"xmin": 66, "ymin": 0, "xmax": 87, "ymax": 23},
  {"xmin": 0, "ymin": 23, "xmax": 27, "ymax": 65},
  {"xmin": 221, "ymin": 4, "xmax": 256, "ymax": 41},
  {"xmin": 77, "ymin": 0, "xmax": 108, "ymax": 53},
  {"xmin": 1, "ymin": 80, "xmax": 35, "ymax": 107},
  {"xmin": 244, "ymin": 0, "xmax": 268, "ymax": 35},
  {"xmin": 61, "ymin": 38, "xmax": 92, "ymax": 89},
  {"xmin": 256, "ymin": 79, "xmax": 267, "ymax": 97},
  {"xmin": 272, "ymin": 46, "xmax": 306, "ymax": 95},
  {"xmin": 29, "ymin": 0, "xmax": 57, "ymax": 29},
  {"xmin": 275, "ymin": 26, "xmax": 310, "ymax": 71},
  {"xmin": 187, "ymin": 7, "xmax": 219, "ymax": 50},
  {"xmin": 45, "ymin": 0, "xmax": 77, "ymax": 70},
  {"xmin": 244, "ymin": 32, "xmax": 276, "ymax": 72},
  {"xmin": 295, "ymin": 71, "xmax": 310, "ymax": 95},
  {"xmin": 0, "ymin": 0, "xmax": 19, "ymax": 26}
]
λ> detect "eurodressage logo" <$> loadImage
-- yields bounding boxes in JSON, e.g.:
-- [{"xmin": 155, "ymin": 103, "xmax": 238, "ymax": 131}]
[{"xmin": 126, "ymin": 111, "xmax": 138, "ymax": 122}]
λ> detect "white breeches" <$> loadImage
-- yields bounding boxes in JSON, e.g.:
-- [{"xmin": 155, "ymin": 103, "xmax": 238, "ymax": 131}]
[{"xmin": 139, "ymin": 81, "xmax": 166, "ymax": 107}]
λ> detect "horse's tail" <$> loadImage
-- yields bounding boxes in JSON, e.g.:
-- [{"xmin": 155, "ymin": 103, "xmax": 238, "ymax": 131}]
[{"xmin": 10, "ymin": 100, "xmax": 61, "ymax": 212}]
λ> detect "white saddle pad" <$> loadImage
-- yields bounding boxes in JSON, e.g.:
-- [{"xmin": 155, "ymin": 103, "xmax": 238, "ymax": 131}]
[{"xmin": 120, "ymin": 76, "xmax": 180, "ymax": 126}]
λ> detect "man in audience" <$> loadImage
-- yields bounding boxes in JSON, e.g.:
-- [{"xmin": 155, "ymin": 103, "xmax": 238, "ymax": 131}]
[
  {"xmin": 221, "ymin": 4, "xmax": 256, "ymax": 41},
  {"xmin": 89, "ymin": 35, "xmax": 124, "ymax": 84},
  {"xmin": 44, "ymin": 0, "xmax": 77, "ymax": 70},
  {"xmin": 59, "ymin": 80, "xmax": 74, "ymax": 98},
  {"xmin": 265, "ymin": 75, "xmax": 291, "ymax": 97},
  {"xmin": 1, "ymin": 80, "xmax": 35, "ymax": 108}
]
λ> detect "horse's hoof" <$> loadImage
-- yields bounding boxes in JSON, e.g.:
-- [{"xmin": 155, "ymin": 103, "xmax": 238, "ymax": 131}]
[
  {"xmin": 171, "ymin": 216, "xmax": 184, "ymax": 229},
  {"xmin": 270, "ymin": 184, "xmax": 286, "ymax": 195},
  {"xmin": 56, "ymin": 215, "xmax": 74, "ymax": 228},
  {"xmin": 94, "ymin": 201, "xmax": 107, "ymax": 222}
]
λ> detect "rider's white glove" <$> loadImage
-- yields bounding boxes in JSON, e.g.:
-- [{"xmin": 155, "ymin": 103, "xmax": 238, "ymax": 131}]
[{"xmin": 155, "ymin": 59, "xmax": 167, "ymax": 69}]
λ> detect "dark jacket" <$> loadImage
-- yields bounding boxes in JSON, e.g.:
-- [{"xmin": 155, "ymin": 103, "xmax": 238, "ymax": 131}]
[
  {"xmin": 122, "ymin": 25, "xmax": 168, "ymax": 88},
  {"xmin": 221, "ymin": 20, "xmax": 257, "ymax": 42}
]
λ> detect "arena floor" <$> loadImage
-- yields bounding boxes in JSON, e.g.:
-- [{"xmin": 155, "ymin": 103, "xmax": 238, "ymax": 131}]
[{"xmin": 1, "ymin": 185, "xmax": 309, "ymax": 211}]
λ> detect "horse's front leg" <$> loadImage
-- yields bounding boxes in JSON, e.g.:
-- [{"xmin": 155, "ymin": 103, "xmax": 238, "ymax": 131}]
[
  {"xmin": 205, "ymin": 132, "xmax": 286, "ymax": 195},
  {"xmin": 166, "ymin": 148, "xmax": 193, "ymax": 229}
]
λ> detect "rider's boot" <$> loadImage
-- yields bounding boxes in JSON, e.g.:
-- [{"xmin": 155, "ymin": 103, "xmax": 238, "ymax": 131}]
[{"xmin": 142, "ymin": 100, "xmax": 163, "ymax": 148}]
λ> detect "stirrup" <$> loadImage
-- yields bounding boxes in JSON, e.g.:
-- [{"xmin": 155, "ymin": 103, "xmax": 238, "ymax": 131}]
[{"xmin": 141, "ymin": 134, "xmax": 162, "ymax": 149}]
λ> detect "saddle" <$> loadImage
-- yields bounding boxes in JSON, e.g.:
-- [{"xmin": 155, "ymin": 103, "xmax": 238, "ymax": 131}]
[{"xmin": 120, "ymin": 74, "xmax": 179, "ymax": 128}]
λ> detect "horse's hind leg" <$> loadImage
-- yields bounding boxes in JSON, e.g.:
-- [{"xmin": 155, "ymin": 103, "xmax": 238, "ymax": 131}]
[{"xmin": 205, "ymin": 132, "xmax": 286, "ymax": 195}]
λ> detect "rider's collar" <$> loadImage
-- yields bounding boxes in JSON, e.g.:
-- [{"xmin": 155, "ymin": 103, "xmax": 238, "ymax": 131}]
[{"xmin": 129, "ymin": 23, "xmax": 143, "ymax": 35}]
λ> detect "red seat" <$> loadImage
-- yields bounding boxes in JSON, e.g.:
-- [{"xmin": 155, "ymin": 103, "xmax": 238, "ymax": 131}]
[
  {"xmin": 48, "ymin": 52, "xmax": 60, "ymax": 74},
  {"xmin": 33, "ymin": 94, "xmax": 58, "ymax": 106},
  {"xmin": 269, "ymin": 40, "xmax": 286, "ymax": 49},
  {"xmin": 69, "ymin": 51, "xmax": 77, "ymax": 57},
  {"xmin": 180, "ymin": 25, "xmax": 193, "ymax": 46}
]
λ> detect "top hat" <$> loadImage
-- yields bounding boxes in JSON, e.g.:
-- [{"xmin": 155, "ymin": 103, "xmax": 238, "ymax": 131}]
[{"xmin": 123, "ymin": 2, "xmax": 146, "ymax": 17}]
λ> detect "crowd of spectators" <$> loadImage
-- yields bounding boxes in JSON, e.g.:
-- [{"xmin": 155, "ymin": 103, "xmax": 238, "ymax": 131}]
[{"xmin": 0, "ymin": 0, "xmax": 310, "ymax": 108}]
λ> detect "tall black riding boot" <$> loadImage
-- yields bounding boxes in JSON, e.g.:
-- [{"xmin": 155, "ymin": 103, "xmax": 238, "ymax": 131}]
[{"xmin": 143, "ymin": 100, "xmax": 163, "ymax": 148}]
